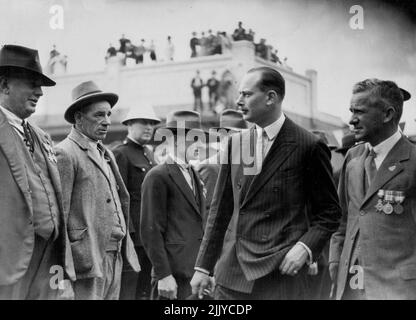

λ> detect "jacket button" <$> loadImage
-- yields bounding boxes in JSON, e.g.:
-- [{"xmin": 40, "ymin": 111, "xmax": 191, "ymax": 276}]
[
  {"xmin": 107, "ymin": 199, "xmax": 111, "ymax": 203},
  {"xmin": 359, "ymin": 210, "xmax": 366, "ymax": 216}
]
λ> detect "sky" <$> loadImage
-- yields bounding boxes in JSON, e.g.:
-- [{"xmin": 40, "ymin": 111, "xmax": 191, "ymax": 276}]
[{"xmin": 0, "ymin": 0, "xmax": 415, "ymax": 128}]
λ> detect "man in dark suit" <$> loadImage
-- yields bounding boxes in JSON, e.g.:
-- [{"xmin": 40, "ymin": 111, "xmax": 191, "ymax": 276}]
[
  {"xmin": 141, "ymin": 110, "xmax": 206, "ymax": 300},
  {"xmin": 191, "ymin": 66, "xmax": 341, "ymax": 300},
  {"xmin": 329, "ymin": 79, "xmax": 416, "ymax": 300},
  {"xmin": 55, "ymin": 81, "xmax": 140, "ymax": 300},
  {"xmin": 113, "ymin": 106, "xmax": 161, "ymax": 300},
  {"xmin": 0, "ymin": 44, "xmax": 75, "ymax": 299}
]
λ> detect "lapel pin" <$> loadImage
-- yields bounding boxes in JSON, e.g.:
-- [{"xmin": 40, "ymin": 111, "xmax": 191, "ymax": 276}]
[{"xmin": 388, "ymin": 166, "xmax": 396, "ymax": 172}]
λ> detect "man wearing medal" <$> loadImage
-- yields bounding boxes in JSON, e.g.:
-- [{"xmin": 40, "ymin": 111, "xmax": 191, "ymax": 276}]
[{"xmin": 329, "ymin": 78, "xmax": 416, "ymax": 299}]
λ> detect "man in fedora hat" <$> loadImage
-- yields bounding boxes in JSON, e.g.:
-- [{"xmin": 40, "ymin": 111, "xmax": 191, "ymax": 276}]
[
  {"xmin": 191, "ymin": 66, "xmax": 341, "ymax": 300},
  {"xmin": 196, "ymin": 109, "xmax": 248, "ymax": 212},
  {"xmin": 140, "ymin": 110, "xmax": 207, "ymax": 300},
  {"xmin": 329, "ymin": 79, "xmax": 416, "ymax": 300},
  {"xmin": 0, "ymin": 44, "xmax": 75, "ymax": 299},
  {"xmin": 55, "ymin": 80, "xmax": 140, "ymax": 300},
  {"xmin": 113, "ymin": 105, "xmax": 161, "ymax": 300}
]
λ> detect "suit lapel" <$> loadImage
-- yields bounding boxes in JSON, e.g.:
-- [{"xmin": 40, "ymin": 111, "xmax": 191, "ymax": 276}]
[
  {"xmin": 68, "ymin": 128, "xmax": 111, "ymax": 183},
  {"xmin": 0, "ymin": 110, "xmax": 31, "ymax": 211},
  {"xmin": 361, "ymin": 137, "xmax": 409, "ymax": 208},
  {"xmin": 348, "ymin": 150, "xmax": 368, "ymax": 205},
  {"xmin": 241, "ymin": 118, "xmax": 297, "ymax": 207},
  {"xmin": 167, "ymin": 162, "xmax": 201, "ymax": 215}
]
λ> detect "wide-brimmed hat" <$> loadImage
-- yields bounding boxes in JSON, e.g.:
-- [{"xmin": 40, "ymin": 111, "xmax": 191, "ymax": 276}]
[
  {"xmin": 335, "ymin": 132, "xmax": 356, "ymax": 153},
  {"xmin": 64, "ymin": 80, "xmax": 118, "ymax": 124},
  {"xmin": 212, "ymin": 109, "xmax": 247, "ymax": 131},
  {"xmin": 122, "ymin": 104, "xmax": 161, "ymax": 125},
  {"xmin": 0, "ymin": 44, "xmax": 55, "ymax": 86},
  {"xmin": 164, "ymin": 110, "xmax": 203, "ymax": 132}
]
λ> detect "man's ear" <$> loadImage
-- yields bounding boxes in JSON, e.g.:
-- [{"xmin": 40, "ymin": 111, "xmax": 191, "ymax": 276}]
[
  {"xmin": 266, "ymin": 90, "xmax": 280, "ymax": 106},
  {"xmin": 73, "ymin": 111, "xmax": 83, "ymax": 125},
  {"xmin": 384, "ymin": 106, "xmax": 396, "ymax": 123}
]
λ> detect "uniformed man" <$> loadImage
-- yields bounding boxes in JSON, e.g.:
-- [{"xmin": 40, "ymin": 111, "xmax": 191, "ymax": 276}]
[{"xmin": 113, "ymin": 105, "xmax": 161, "ymax": 300}]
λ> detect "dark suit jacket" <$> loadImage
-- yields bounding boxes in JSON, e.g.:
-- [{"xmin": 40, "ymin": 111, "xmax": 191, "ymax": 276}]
[
  {"xmin": 330, "ymin": 137, "xmax": 416, "ymax": 299},
  {"xmin": 195, "ymin": 117, "xmax": 341, "ymax": 293},
  {"xmin": 0, "ymin": 110, "xmax": 75, "ymax": 285},
  {"xmin": 55, "ymin": 128, "xmax": 140, "ymax": 280},
  {"xmin": 140, "ymin": 161, "xmax": 206, "ymax": 281},
  {"xmin": 113, "ymin": 138, "xmax": 155, "ymax": 246}
]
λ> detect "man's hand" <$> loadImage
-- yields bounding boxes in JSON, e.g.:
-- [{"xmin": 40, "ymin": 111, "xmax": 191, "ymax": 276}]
[
  {"xmin": 279, "ymin": 243, "xmax": 309, "ymax": 276},
  {"xmin": 190, "ymin": 271, "xmax": 215, "ymax": 299},
  {"xmin": 158, "ymin": 275, "xmax": 178, "ymax": 300},
  {"xmin": 57, "ymin": 280, "xmax": 74, "ymax": 300},
  {"xmin": 328, "ymin": 261, "xmax": 339, "ymax": 283}
]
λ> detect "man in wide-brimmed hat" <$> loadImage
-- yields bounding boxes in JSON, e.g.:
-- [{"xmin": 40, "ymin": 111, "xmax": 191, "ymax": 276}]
[
  {"xmin": 113, "ymin": 105, "xmax": 160, "ymax": 300},
  {"xmin": 0, "ymin": 44, "xmax": 75, "ymax": 299},
  {"xmin": 196, "ymin": 109, "xmax": 248, "ymax": 213},
  {"xmin": 141, "ymin": 110, "xmax": 208, "ymax": 300},
  {"xmin": 55, "ymin": 80, "xmax": 140, "ymax": 300}
]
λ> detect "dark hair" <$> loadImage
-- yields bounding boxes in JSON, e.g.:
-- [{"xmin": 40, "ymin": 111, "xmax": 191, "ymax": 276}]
[
  {"xmin": 248, "ymin": 66, "xmax": 285, "ymax": 99},
  {"xmin": 352, "ymin": 78, "xmax": 403, "ymax": 123}
]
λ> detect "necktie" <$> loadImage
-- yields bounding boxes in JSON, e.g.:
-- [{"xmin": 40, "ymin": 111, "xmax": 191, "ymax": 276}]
[
  {"xmin": 97, "ymin": 142, "xmax": 110, "ymax": 172},
  {"xmin": 364, "ymin": 148, "xmax": 377, "ymax": 192},
  {"xmin": 187, "ymin": 165, "xmax": 201, "ymax": 207},
  {"xmin": 22, "ymin": 120, "xmax": 35, "ymax": 153},
  {"xmin": 187, "ymin": 165, "xmax": 196, "ymax": 195},
  {"xmin": 262, "ymin": 129, "xmax": 269, "ymax": 161}
]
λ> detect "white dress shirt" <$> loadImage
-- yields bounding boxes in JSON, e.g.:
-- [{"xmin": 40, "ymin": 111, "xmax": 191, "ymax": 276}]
[
  {"xmin": 367, "ymin": 130, "xmax": 402, "ymax": 169},
  {"xmin": 254, "ymin": 113, "xmax": 286, "ymax": 172},
  {"xmin": 170, "ymin": 155, "xmax": 194, "ymax": 192}
]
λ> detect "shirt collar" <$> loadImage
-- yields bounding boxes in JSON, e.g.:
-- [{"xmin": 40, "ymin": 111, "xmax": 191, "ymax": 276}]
[
  {"xmin": 255, "ymin": 113, "xmax": 286, "ymax": 140},
  {"xmin": 74, "ymin": 127, "xmax": 102, "ymax": 149},
  {"xmin": 169, "ymin": 154, "xmax": 190, "ymax": 170},
  {"xmin": 367, "ymin": 130, "xmax": 402, "ymax": 157},
  {"xmin": 0, "ymin": 104, "xmax": 24, "ymax": 129}
]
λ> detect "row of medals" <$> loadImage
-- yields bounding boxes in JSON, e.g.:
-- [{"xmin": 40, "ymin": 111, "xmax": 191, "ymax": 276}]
[{"xmin": 375, "ymin": 190, "xmax": 405, "ymax": 215}]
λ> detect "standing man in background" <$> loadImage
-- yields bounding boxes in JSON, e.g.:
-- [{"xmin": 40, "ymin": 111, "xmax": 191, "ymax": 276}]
[
  {"xmin": 141, "ymin": 110, "xmax": 206, "ymax": 300},
  {"xmin": 113, "ymin": 105, "xmax": 161, "ymax": 300}
]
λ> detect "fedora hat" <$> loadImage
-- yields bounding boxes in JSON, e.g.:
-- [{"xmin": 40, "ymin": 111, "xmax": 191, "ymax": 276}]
[
  {"xmin": 212, "ymin": 109, "xmax": 247, "ymax": 131},
  {"xmin": 64, "ymin": 81, "xmax": 118, "ymax": 124},
  {"xmin": 122, "ymin": 104, "xmax": 161, "ymax": 125},
  {"xmin": 164, "ymin": 110, "xmax": 203, "ymax": 132},
  {"xmin": 0, "ymin": 44, "xmax": 55, "ymax": 86},
  {"xmin": 335, "ymin": 132, "xmax": 356, "ymax": 154}
]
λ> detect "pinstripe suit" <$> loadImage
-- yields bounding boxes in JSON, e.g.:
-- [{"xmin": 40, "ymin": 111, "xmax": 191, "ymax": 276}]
[{"xmin": 195, "ymin": 117, "xmax": 341, "ymax": 298}]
